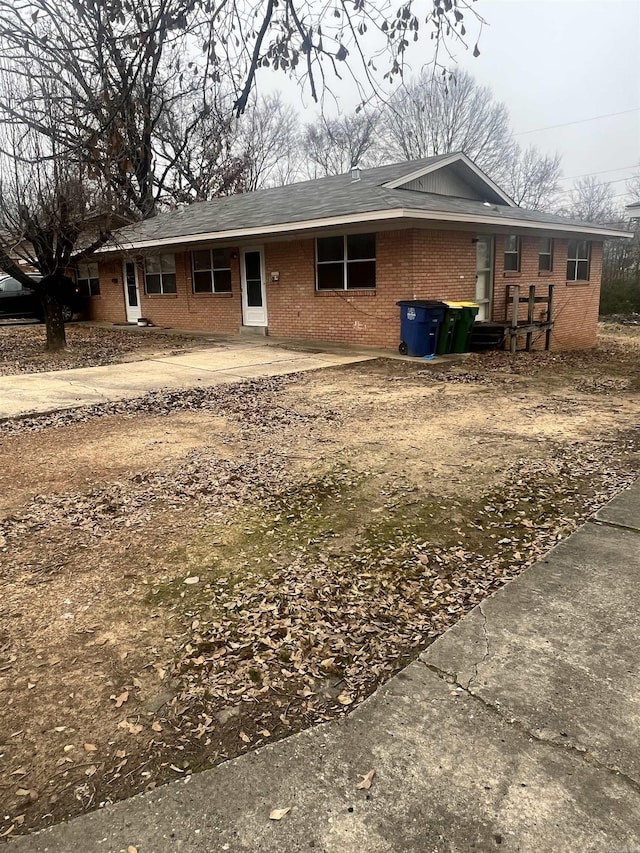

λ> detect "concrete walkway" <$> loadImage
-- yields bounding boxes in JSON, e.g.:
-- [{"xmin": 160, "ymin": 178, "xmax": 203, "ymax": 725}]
[
  {"xmin": 0, "ymin": 342, "xmax": 373, "ymax": 419},
  {"xmin": 11, "ymin": 481, "xmax": 640, "ymax": 852}
]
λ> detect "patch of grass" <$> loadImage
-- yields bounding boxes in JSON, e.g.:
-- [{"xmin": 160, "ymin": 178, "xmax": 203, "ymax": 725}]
[{"xmin": 147, "ymin": 466, "xmax": 365, "ymax": 609}]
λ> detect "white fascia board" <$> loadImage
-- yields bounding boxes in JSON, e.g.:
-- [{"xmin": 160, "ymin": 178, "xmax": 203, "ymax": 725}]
[
  {"xmin": 405, "ymin": 209, "xmax": 633, "ymax": 239},
  {"xmin": 98, "ymin": 209, "xmax": 408, "ymax": 252},
  {"xmin": 381, "ymin": 152, "xmax": 517, "ymax": 207},
  {"xmin": 99, "ymin": 207, "xmax": 632, "ymax": 254}
]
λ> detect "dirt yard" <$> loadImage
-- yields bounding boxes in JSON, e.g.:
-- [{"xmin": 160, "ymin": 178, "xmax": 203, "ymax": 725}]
[
  {"xmin": 0, "ymin": 323, "xmax": 216, "ymax": 376},
  {"xmin": 1, "ymin": 323, "xmax": 639, "ymax": 841}
]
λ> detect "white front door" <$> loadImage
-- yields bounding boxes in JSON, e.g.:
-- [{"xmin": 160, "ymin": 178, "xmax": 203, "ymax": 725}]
[
  {"xmin": 240, "ymin": 247, "xmax": 267, "ymax": 327},
  {"xmin": 475, "ymin": 236, "xmax": 494, "ymax": 322},
  {"xmin": 123, "ymin": 260, "xmax": 142, "ymax": 323}
]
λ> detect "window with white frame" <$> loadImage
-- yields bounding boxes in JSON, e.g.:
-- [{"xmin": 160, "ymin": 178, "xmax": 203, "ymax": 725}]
[
  {"xmin": 192, "ymin": 248, "xmax": 232, "ymax": 293},
  {"xmin": 144, "ymin": 254, "xmax": 177, "ymax": 294},
  {"xmin": 76, "ymin": 262, "xmax": 100, "ymax": 296},
  {"xmin": 566, "ymin": 240, "xmax": 591, "ymax": 281},
  {"xmin": 503, "ymin": 235, "xmax": 521, "ymax": 272},
  {"xmin": 538, "ymin": 238, "xmax": 553, "ymax": 272},
  {"xmin": 316, "ymin": 234, "xmax": 376, "ymax": 290}
]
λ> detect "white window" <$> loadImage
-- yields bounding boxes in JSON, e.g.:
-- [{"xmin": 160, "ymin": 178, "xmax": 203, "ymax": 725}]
[
  {"xmin": 567, "ymin": 240, "xmax": 591, "ymax": 281},
  {"xmin": 316, "ymin": 234, "xmax": 376, "ymax": 291},
  {"xmin": 145, "ymin": 254, "xmax": 176, "ymax": 294},
  {"xmin": 538, "ymin": 238, "xmax": 553, "ymax": 272},
  {"xmin": 76, "ymin": 262, "xmax": 100, "ymax": 296},
  {"xmin": 192, "ymin": 249, "xmax": 232, "ymax": 293},
  {"xmin": 504, "ymin": 235, "xmax": 520, "ymax": 272}
]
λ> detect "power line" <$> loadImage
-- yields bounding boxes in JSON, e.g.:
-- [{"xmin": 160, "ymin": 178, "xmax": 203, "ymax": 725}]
[
  {"xmin": 515, "ymin": 107, "xmax": 640, "ymax": 136},
  {"xmin": 557, "ymin": 176, "xmax": 635, "ymax": 189},
  {"xmin": 555, "ymin": 188, "xmax": 634, "ymax": 201},
  {"xmin": 558, "ymin": 165, "xmax": 639, "ymax": 182}
]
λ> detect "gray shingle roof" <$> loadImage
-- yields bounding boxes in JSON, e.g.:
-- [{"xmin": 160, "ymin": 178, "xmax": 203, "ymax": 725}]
[{"xmin": 109, "ymin": 155, "xmax": 630, "ymax": 249}]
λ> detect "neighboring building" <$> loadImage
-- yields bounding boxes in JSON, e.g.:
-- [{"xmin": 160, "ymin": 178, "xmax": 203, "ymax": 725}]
[
  {"xmin": 90, "ymin": 153, "xmax": 631, "ymax": 351},
  {"xmin": 626, "ymin": 202, "xmax": 640, "ymax": 220}
]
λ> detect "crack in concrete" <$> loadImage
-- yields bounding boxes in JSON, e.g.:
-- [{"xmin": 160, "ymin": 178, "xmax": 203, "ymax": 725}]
[
  {"xmin": 593, "ymin": 518, "xmax": 640, "ymax": 536},
  {"xmin": 66, "ymin": 380, "xmax": 110, "ymax": 399},
  {"xmin": 466, "ymin": 602, "xmax": 490, "ymax": 690},
  {"xmin": 420, "ymin": 657, "xmax": 640, "ymax": 798}
]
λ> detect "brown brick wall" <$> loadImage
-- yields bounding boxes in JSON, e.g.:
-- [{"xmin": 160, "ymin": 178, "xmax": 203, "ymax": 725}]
[
  {"xmin": 264, "ymin": 229, "xmax": 478, "ymax": 348},
  {"xmin": 490, "ymin": 235, "xmax": 603, "ymax": 351},
  {"xmin": 92, "ymin": 252, "xmax": 244, "ymax": 331},
  {"xmin": 90, "ymin": 229, "xmax": 603, "ymax": 351},
  {"xmin": 88, "ymin": 257, "xmax": 127, "ymax": 323}
]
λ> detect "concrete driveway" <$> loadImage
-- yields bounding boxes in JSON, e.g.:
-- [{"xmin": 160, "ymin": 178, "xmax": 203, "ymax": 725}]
[{"xmin": 0, "ymin": 342, "xmax": 373, "ymax": 419}]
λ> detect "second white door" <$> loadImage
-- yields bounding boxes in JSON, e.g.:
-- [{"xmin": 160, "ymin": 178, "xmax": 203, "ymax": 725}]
[
  {"xmin": 123, "ymin": 260, "xmax": 142, "ymax": 323},
  {"xmin": 475, "ymin": 236, "xmax": 494, "ymax": 322},
  {"xmin": 241, "ymin": 247, "xmax": 267, "ymax": 327}
]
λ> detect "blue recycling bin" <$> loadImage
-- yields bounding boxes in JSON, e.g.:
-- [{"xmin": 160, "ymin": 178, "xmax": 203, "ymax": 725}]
[{"xmin": 397, "ymin": 300, "xmax": 447, "ymax": 357}]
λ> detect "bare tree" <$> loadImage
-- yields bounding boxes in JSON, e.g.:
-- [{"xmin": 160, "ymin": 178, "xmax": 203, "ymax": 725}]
[
  {"xmin": 0, "ymin": 86, "xmax": 118, "ymax": 349},
  {"xmin": 381, "ymin": 69, "xmax": 515, "ymax": 182},
  {"xmin": 0, "ymin": 0, "xmax": 208, "ymax": 220},
  {"xmin": 627, "ymin": 171, "xmax": 640, "ymax": 202},
  {"xmin": 303, "ymin": 110, "xmax": 382, "ymax": 177},
  {"xmin": 156, "ymin": 93, "xmax": 252, "ymax": 204},
  {"xmin": 0, "ymin": 0, "xmax": 483, "ymax": 349},
  {"xmin": 236, "ymin": 93, "xmax": 302, "ymax": 190},
  {"xmin": 505, "ymin": 146, "xmax": 562, "ymax": 210},
  {"xmin": 561, "ymin": 176, "xmax": 618, "ymax": 224}
]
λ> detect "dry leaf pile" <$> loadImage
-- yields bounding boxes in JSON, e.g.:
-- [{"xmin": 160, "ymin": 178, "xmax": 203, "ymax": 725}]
[
  {"xmin": 0, "ymin": 374, "xmax": 313, "ymax": 436},
  {"xmin": 0, "ymin": 324, "xmax": 204, "ymax": 376},
  {"xmin": 166, "ymin": 438, "xmax": 639, "ymax": 736}
]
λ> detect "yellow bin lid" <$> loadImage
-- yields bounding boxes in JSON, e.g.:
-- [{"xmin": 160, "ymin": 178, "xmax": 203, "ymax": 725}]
[{"xmin": 445, "ymin": 301, "xmax": 480, "ymax": 308}]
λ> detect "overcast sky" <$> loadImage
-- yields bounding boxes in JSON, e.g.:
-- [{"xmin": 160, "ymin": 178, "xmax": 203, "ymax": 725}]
[
  {"xmin": 454, "ymin": 0, "xmax": 640, "ymax": 205},
  {"xmin": 261, "ymin": 0, "xmax": 640, "ymax": 205}
]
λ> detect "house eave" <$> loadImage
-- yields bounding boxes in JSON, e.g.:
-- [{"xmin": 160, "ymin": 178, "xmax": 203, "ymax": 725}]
[{"xmin": 99, "ymin": 207, "xmax": 632, "ymax": 254}]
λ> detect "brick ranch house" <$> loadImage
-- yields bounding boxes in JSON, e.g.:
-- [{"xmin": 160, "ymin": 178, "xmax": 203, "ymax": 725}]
[{"xmin": 85, "ymin": 153, "xmax": 631, "ymax": 351}]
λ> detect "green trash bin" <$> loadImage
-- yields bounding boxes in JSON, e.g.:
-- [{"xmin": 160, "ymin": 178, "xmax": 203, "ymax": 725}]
[
  {"xmin": 447, "ymin": 301, "xmax": 480, "ymax": 353},
  {"xmin": 435, "ymin": 303, "xmax": 463, "ymax": 355}
]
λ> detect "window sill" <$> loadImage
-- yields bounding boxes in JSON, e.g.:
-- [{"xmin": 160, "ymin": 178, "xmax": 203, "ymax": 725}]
[
  {"xmin": 191, "ymin": 291, "xmax": 234, "ymax": 298},
  {"xmin": 565, "ymin": 280, "xmax": 591, "ymax": 287},
  {"xmin": 315, "ymin": 289, "xmax": 377, "ymax": 297},
  {"xmin": 537, "ymin": 271, "xmax": 554, "ymax": 277},
  {"xmin": 144, "ymin": 293, "xmax": 178, "ymax": 298},
  {"xmin": 503, "ymin": 271, "xmax": 522, "ymax": 278}
]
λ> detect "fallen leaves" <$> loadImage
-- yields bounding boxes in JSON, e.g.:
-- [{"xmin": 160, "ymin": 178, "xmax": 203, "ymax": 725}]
[
  {"xmin": 269, "ymin": 807, "xmax": 291, "ymax": 821},
  {"xmin": 113, "ymin": 691, "xmax": 129, "ymax": 708},
  {"xmin": 118, "ymin": 721, "xmax": 143, "ymax": 735},
  {"xmin": 15, "ymin": 788, "xmax": 38, "ymax": 802},
  {"xmin": 356, "ymin": 770, "xmax": 375, "ymax": 790},
  {"xmin": 0, "ymin": 325, "xmax": 203, "ymax": 379},
  {"xmin": 1, "ymin": 329, "xmax": 639, "ymax": 843}
]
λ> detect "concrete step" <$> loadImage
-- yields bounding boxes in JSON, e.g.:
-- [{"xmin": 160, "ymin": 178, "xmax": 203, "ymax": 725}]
[{"xmin": 240, "ymin": 325, "xmax": 268, "ymax": 338}]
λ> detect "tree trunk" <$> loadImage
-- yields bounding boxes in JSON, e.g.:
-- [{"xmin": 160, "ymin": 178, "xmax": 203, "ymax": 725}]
[{"xmin": 42, "ymin": 292, "xmax": 67, "ymax": 351}]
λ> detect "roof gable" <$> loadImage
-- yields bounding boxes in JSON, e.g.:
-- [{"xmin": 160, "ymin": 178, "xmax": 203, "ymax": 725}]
[{"xmin": 381, "ymin": 152, "xmax": 516, "ymax": 207}]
